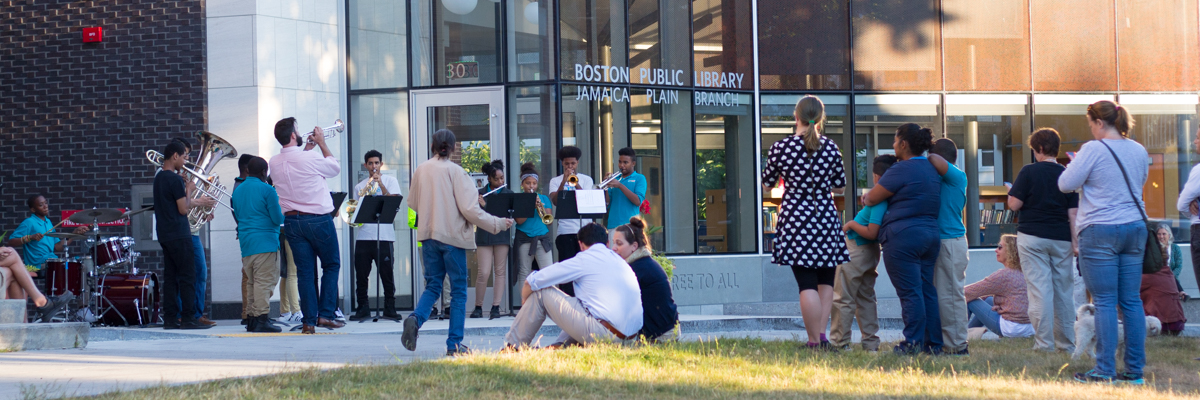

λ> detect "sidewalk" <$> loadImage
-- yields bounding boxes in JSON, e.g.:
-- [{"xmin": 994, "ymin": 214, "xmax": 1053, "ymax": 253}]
[{"xmin": 1, "ymin": 315, "xmax": 893, "ymax": 399}]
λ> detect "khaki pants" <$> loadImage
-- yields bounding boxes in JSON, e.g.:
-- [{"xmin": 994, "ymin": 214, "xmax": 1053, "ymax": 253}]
[
  {"xmin": 829, "ymin": 239, "xmax": 881, "ymax": 350},
  {"xmin": 240, "ymin": 269, "xmax": 250, "ymax": 319},
  {"xmin": 505, "ymin": 287, "xmax": 629, "ymax": 346},
  {"xmin": 516, "ymin": 242, "xmax": 553, "ymax": 291},
  {"xmin": 1017, "ymin": 233, "xmax": 1076, "ymax": 352},
  {"xmin": 243, "ymin": 252, "xmax": 279, "ymax": 317},
  {"xmin": 935, "ymin": 236, "xmax": 969, "ymax": 352},
  {"xmin": 279, "ymin": 238, "xmax": 301, "ymax": 315},
  {"xmin": 475, "ymin": 245, "xmax": 510, "ymax": 307}
]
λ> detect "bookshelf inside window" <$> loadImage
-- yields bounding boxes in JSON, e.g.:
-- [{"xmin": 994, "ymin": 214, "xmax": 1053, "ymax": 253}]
[{"xmin": 979, "ymin": 186, "xmax": 1016, "ymax": 246}]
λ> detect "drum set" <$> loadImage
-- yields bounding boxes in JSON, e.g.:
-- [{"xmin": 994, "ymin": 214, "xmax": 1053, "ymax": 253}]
[{"xmin": 42, "ymin": 207, "xmax": 160, "ymax": 327}]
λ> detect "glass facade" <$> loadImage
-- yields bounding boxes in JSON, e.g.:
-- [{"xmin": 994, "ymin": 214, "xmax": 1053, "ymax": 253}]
[{"xmin": 347, "ymin": 0, "xmax": 1200, "ymax": 263}]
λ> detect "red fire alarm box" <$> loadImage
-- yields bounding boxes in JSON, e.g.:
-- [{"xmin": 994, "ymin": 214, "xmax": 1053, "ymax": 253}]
[{"xmin": 83, "ymin": 27, "xmax": 103, "ymax": 43}]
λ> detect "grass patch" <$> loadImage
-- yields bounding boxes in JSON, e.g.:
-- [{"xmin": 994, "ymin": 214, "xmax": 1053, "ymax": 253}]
[{"xmin": 66, "ymin": 336, "xmax": 1200, "ymax": 399}]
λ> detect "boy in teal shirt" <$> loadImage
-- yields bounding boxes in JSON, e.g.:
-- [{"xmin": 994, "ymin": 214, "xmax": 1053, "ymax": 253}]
[
  {"xmin": 930, "ymin": 138, "xmax": 970, "ymax": 355},
  {"xmin": 829, "ymin": 154, "xmax": 897, "ymax": 351},
  {"xmin": 605, "ymin": 147, "xmax": 647, "ymax": 230}
]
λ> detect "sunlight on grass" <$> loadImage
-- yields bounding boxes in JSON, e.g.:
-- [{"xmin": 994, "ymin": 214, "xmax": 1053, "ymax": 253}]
[{"xmin": 70, "ymin": 336, "xmax": 1200, "ymax": 400}]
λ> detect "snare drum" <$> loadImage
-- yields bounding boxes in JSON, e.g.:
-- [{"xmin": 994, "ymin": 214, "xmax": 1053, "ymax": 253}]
[
  {"xmin": 94, "ymin": 236, "xmax": 134, "ymax": 268},
  {"xmin": 44, "ymin": 258, "xmax": 87, "ymax": 296},
  {"xmin": 97, "ymin": 272, "xmax": 160, "ymax": 326}
]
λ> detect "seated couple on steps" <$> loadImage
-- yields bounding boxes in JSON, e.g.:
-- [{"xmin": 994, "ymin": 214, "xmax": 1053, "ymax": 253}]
[{"xmin": 0, "ymin": 247, "xmax": 73, "ymax": 322}]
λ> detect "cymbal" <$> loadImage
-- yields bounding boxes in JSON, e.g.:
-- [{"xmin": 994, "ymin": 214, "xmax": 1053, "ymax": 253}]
[
  {"xmin": 121, "ymin": 206, "xmax": 153, "ymax": 218},
  {"xmin": 45, "ymin": 232, "xmax": 85, "ymax": 240},
  {"xmin": 68, "ymin": 208, "xmax": 125, "ymax": 224}
]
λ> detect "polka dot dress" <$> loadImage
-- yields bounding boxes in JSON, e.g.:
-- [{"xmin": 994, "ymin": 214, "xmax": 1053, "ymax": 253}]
[{"xmin": 762, "ymin": 135, "xmax": 850, "ymax": 268}]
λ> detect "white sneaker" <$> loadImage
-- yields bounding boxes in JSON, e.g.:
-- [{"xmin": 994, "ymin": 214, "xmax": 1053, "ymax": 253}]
[
  {"xmin": 287, "ymin": 312, "xmax": 303, "ymax": 323},
  {"xmin": 335, "ymin": 309, "xmax": 346, "ymax": 321},
  {"xmin": 279, "ymin": 312, "xmax": 293, "ymax": 321}
]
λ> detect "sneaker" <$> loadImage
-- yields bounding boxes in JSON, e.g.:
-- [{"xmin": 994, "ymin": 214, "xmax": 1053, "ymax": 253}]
[
  {"xmin": 446, "ymin": 344, "xmax": 471, "ymax": 357},
  {"xmin": 401, "ymin": 315, "xmax": 420, "ymax": 351},
  {"xmin": 818, "ymin": 341, "xmax": 839, "ymax": 353},
  {"xmin": 34, "ymin": 293, "xmax": 74, "ymax": 322},
  {"xmin": 279, "ymin": 312, "xmax": 293, "ymax": 321},
  {"xmin": 335, "ymin": 309, "xmax": 347, "ymax": 322},
  {"xmin": 1073, "ymin": 369, "xmax": 1115, "ymax": 384},
  {"xmin": 286, "ymin": 312, "xmax": 304, "ymax": 323},
  {"xmin": 892, "ymin": 341, "xmax": 922, "ymax": 356},
  {"xmin": 489, "ymin": 305, "xmax": 501, "ymax": 320},
  {"xmin": 1115, "ymin": 372, "xmax": 1145, "ymax": 385},
  {"xmin": 469, "ymin": 306, "xmax": 483, "ymax": 319}
]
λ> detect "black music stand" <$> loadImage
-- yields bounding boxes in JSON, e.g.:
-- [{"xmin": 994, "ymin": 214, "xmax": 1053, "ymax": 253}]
[
  {"xmin": 482, "ymin": 193, "xmax": 537, "ymax": 317},
  {"xmin": 554, "ymin": 190, "xmax": 606, "ymax": 220},
  {"xmin": 352, "ymin": 195, "xmax": 404, "ymax": 323},
  {"xmin": 330, "ymin": 192, "xmax": 348, "ymax": 218}
]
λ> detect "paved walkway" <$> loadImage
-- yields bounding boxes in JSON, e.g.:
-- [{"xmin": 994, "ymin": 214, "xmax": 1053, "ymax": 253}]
[{"xmin": 1, "ymin": 315, "xmax": 904, "ymax": 399}]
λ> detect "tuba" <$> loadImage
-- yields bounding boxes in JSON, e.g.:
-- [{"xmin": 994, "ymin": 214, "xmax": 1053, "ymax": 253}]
[{"xmin": 146, "ymin": 131, "xmax": 238, "ymax": 230}]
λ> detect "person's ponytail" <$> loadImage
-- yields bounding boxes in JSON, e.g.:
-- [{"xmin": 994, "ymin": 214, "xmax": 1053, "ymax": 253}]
[
  {"xmin": 1113, "ymin": 106, "xmax": 1133, "ymax": 136},
  {"xmin": 794, "ymin": 95, "xmax": 826, "ymax": 154}
]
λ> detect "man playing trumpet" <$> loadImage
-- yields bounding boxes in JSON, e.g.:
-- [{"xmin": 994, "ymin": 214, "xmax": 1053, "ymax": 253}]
[
  {"xmin": 349, "ymin": 150, "xmax": 402, "ymax": 321},
  {"xmin": 604, "ymin": 147, "xmax": 647, "ymax": 234},
  {"xmin": 269, "ymin": 117, "xmax": 344, "ymax": 334}
]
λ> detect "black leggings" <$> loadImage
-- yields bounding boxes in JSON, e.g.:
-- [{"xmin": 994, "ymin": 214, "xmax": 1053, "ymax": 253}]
[{"xmin": 790, "ymin": 266, "xmax": 836, "ymax": 291}]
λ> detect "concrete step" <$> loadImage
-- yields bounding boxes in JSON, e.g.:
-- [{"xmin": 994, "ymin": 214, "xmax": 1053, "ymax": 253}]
[
  {"xmin": 0, "ymin": 322, "xmax": 90, "ymax": 351},
  {"xmin": 0, "ymin": 299, "xmax": 25, "ymax": 324}
]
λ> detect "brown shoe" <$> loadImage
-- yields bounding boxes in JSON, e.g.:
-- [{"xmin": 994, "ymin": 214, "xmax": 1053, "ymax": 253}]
[
  {"xmin": 301, "ymin": 324, "xmax": 316, "ymax": 334},
  {"xmin": 198, "ymin": 317, "xmax": 218, "ymax": 326},
  {"xmin": 317, "ymin": 317, "xmax": 345, "ymax": 329}
]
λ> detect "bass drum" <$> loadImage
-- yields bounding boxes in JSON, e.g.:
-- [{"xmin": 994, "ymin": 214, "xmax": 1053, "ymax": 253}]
[
  {"xmin": 44, "ymin": 258, "xmax": 86, "ymax": 296},
  {"xmin": 97, "ymin": 273, "xmax": 160, "ymax": 326}
]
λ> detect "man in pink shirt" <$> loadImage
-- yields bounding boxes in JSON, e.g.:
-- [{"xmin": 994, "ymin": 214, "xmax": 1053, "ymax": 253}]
[{"xmin": 268, "ymin": 117, "xmax": 344, "ymax": 334}]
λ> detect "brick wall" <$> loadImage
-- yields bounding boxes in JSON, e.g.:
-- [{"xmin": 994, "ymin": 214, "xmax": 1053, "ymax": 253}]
[{"xmin": 0, "ymin": 1, "xmax": 207, "ymax": 273}]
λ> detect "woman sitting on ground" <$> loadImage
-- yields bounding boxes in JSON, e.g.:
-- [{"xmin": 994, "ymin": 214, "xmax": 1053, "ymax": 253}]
[
  {"xmin": 965, "ymin": 234, "xmax": 1033, "ymax": 339},
  {"xmin": 0, "ymin": 246, "xmax": 73, "ymax": 322},
  {"xmin": 611, "ymin": 216, "xmax": 679, "ymax": 343},
  {"xmin": 1141, "ymin": 223, "xmax": 1187, "ymax": 335}
]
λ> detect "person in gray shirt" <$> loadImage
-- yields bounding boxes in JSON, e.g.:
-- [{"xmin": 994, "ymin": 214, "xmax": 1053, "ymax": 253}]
[{"xmin": 1057, "ymin": 100, "xmax": 1149, "ymax": 385}]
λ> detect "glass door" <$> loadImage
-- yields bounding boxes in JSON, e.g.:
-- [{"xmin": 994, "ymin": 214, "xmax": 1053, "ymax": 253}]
[{"xmin": 410, "ymin": 87, "xmax": 507, "ymax": 312}]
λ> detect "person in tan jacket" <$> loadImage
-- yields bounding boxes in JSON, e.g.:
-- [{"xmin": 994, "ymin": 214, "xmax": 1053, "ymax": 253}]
[{"xmin": 402, "ymin": 129, "xmax": 513, "ymax": 356}]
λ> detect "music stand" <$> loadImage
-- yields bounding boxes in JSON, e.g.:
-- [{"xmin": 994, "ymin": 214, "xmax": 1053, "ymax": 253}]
[
  {"xmin": 352, "ymin": 195, "xmax": 404, "ymax": 323},
  {"xmin": 553, "ymin": 191, "xmax": 606, "ymax": 220},
  {"xmin": 330, "ymin": 192, "xmax": 348, "ymax": 218},
  {"xmin": 481, "ymin": 193, "xmax": 537, "ymax": 317}
]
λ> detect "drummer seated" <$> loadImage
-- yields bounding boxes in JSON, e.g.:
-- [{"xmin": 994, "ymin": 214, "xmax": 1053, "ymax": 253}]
[{"xmin": 6, "ymin": 194, "xmax": 91, "ymax": 275}]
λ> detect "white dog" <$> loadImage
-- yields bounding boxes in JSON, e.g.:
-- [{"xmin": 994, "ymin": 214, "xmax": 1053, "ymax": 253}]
[{"xmin": 1072, "ymin": 303, "xmax": 1162, "ymax": 360}]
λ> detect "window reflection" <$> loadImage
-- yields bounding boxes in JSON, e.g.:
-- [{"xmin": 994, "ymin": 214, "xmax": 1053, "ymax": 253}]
[
  {"xmin": 757, "ymin": 0, "xmax": 850, "ymax": 90},
  {"xmin": 349, "ymin": 0, "xmax": 408, "ymax": 90},
  {"xmin": 692, "ymin": 0, "xmax": 753, "ymax": 90},
  {"xmin": 942, "ymin": 0, "xmax": 1030, "ymax": 91},
  {"xmin": 632, "ymin": 93, "xmax": 694, "ymax": 254},
  {"xmin": 695, "ymin": 94, "xmax": 755, "ymax": 253},
  {"xmin": 1121, "ymin": 95, "xmax": 1200, "ymax": 241},
  {"xmin": 507, "ymin": 0, "xmax": 555, "ymax": 81},
  {"xmin": 1030, "ymin": 0, "xmax": 1116, "ymax": 91},
  {"xmin": 761, "ymin": 95, "xmax": 850, "ymax": 253},
  {"xmin": 350, "ymin": 92, "xmax": 413, "ymax": 308},
  {"xmin": 946, "ymin": 95, "xmax": 1029, "ymax": 246},
  {"xmin": 429, "ymin": 0, "xmax": 502, "ymax": 86},
  {"xmin": 560, "ymin": 0, "xmax": 626, "ymax": 81},
  {"xmin": 853, "ymin": 94, "xmax": 941, "ymax": 200},
  {"xmin": 852, "ymin": 0, "xmax": 943, "ymax": 90},
  {"xmin": 628, "ymin": 0, "xmax": 691, "ymax": 85}
]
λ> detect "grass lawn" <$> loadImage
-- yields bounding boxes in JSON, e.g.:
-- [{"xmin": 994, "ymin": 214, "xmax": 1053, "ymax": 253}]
[{"xmin": 61, "ymin": 335, "xmax": 1200, "ymax": 399}]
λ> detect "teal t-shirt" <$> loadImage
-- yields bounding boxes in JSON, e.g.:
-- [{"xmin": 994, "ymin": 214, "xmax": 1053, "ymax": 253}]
[
  {"xmin": 516, "ymin": 193, "xmax": 553, "ymax": 237},
  {"xmin": 606, "ymin": 171, "xmax": 647, "ymax": 229},
  {"xmin": 938, "ymin": 164, "xmax": 968, "ymax": 239},
  {"xmin": 848, "ymin": 201, "xmax": 888, "ymax": 246},
  {"xmin": 12, "ymin": 215, "xmax": 59, "ymax": 267}
]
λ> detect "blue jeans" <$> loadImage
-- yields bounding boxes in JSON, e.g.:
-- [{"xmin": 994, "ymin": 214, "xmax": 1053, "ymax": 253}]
[
  {"xmin": 1078, "ymin": 222, "xmax": 1146, "ymax": 376},
  {"xmin": 968, "ymin": 297, "xmax": 1002, "ymax": 337},
  {"xmin": 283, "ymin": 214, "xmax": 341, "ymax": 326},
  {"xmin": 175, "ymin": 235, "xmax": 208, "ymax": 319},
  {"xmin": 882, "ymin": 225, "xmax": 943, "ymax": 352},
  {"xmin": 413, "ymin": 240, "xmax": 468, "ymax": 351}
]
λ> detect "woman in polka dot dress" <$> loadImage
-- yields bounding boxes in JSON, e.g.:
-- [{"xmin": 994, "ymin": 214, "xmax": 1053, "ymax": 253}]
[{"xmin": 761, "ymin": 95, "xmax": 851, "ymax": 350}]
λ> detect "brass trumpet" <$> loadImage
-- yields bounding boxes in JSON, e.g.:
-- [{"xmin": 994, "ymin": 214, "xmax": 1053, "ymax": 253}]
[
  {"xmin": 536, "ymin": 197, "xmax": 553, "ymax": 225},
  {"xmin": 566, "ymin": 174, "xmax": 579, "ymax": 187}
]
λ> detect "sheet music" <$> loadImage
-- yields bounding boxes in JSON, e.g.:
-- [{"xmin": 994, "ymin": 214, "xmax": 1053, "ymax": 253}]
[{"xmin": 576, "ymin": 190, "xmax": 606, "ymax": 214}]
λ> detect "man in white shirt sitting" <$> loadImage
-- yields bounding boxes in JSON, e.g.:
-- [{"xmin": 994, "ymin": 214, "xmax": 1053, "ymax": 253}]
[{"xmin": 504, "ymin": 222, "xmax": 643, "ymax": 348}]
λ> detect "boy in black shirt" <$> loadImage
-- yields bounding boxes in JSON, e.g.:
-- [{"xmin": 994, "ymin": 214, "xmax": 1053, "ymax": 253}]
[{"xmin": 154, "ymin": 140, "xmax": 216, "ymax": 330}]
